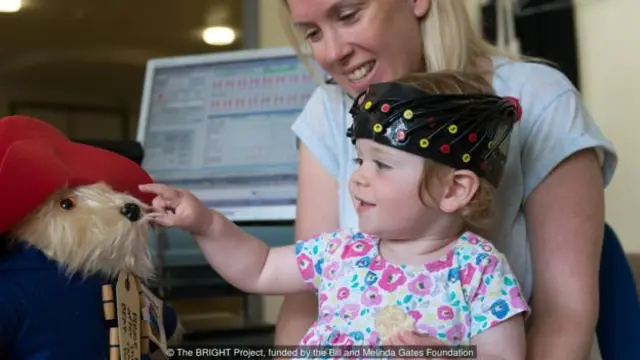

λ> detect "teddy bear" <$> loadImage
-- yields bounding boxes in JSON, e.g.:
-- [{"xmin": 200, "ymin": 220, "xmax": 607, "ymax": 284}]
[{"xmin": 0, "ymin": 115, "xmax": 183, "ymax": 360}]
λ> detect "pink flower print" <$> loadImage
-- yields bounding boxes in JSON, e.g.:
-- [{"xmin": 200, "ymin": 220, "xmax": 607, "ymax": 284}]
[
  {"xmin": 323, "ymin": 261, "xmax": 340, "ymax": 281},
  {"xmin": 327, "ymin": 237, "xmax": 343, "ymax": 255},
  {"xmin": 477, "ymin": 280, "xmax": 488, "ymax": 296},
  {"xmin": 300, "ymin": 331, "xmax": 313, "ymax": 344},
  {"xmin": 408, "ymin": 273, "xmax": 433, "ymax": 296},
  {"xmin": 340, "ymin": 304, "xmax": 360, "ymax": 321},
  {"xmin": 301, "ymin": 328, "xmax": 317, "ymax": 345},
  {"xmin": 369, "ymin": 254, "xmax": 386, "ymax": 271},
  {"xmin": 361, "ymin": 286, "xmax": 383, "ymax": 306},
  {"xmin": 297, "ymin": 253, "xmax": 315, "ymax": 281},
  {"xmin": 319, "ymin": 305, "xmax": 335, "ymax": 323},
  {"xmin": 304, "ymin": 336, "xmax": 321, "ymax": 345},
  {"xmin": 460, "ymin": 263, "xmax": 476, "ymax": 286},
  {"xmin": 319, "ymin": 293, "xmax": 328, "ymax": 307},
  {"xmin": 337, "ymin": 287, "xmax": 350, "ymax": 300},
  {"xmin": 467, "ymin": 233, "xmax": 480, "ymax": 244},
  {"xmin": 341, "ymin": 240, "xmax": 373, "ymax": 259},
  {"xmin": 368, "ymin": 331, "xmax": 380, "ymax": 346},
  {"xmin": 425, "ymin": 250, "xmax": 454, "ymax": 272},
  {"xmin": 482, "ymin": 244, "xmax": 494, "ymax": 252},
  {"xmin": 437, "ymin": 305, "xmax": 455, "ymax": 321},
  {"xmin": 509, "ymin": 287, "xmax": 528, "ymax": 310},
  {"xmin": 332, "ymin": 333, "xmax": 355, "ymax": 345},
  {"xmin": 445, "ymin": 324, "xmax": 466, "ymax": 343},
  {"xmin": 483, "ymin": 255, "xmax": 499, "ymax": 273},
  {"xmin": 408, "ymin": 310, "xmax": 423, "ymax": 322},
  {"xmin": 378, "ymin": 265, "xmax": 407, "ymax": 292}
]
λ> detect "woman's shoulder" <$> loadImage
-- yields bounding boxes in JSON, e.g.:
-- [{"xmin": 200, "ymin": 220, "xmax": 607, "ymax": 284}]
[
  {"xmin": 492, "ymin": 56, "xmax": 578, "ymax": 102},
  {"xmin": 292, "ymin": 84, "xmax": 352, "ymax": 141},
  {"xmin": 291, "ymin": 84, "xmax": 353, "ymax": 180},
  {"xmin": 490, "ymin": 56, "xmax": 615, "ymax": 155}
]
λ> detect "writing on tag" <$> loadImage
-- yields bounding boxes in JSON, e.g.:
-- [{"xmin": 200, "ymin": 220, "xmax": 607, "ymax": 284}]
[{"xmin": 116, "ymin": 272, "xmax": 141, "ymax": 360}]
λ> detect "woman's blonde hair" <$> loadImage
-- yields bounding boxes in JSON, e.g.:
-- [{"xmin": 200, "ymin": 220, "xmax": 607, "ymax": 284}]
[
  {"xmin": 395, "ymin": 71, "xmax": 499, "ymax": 236},
  {"xmin": 279, "ymin": 0, "xmax": 520, "ymax": 84}
]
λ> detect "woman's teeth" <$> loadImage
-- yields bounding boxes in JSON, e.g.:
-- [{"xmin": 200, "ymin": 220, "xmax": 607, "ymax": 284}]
[{"xmin": 348, "ymin": 61, "xmax": 374, "ymax": 82}]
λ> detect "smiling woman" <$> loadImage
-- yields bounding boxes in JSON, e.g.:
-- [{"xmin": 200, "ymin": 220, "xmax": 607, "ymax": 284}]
[
  {"xmin": 275, "ymin": 1, "xmax": 617, "ymax": 360},
  {"xmin": 282, "ymin": 0, "xmax": 429, "ymax": 96},
  {"xmin": 280, "ymin": 0, "xmax": 492, "ymax": 96}
]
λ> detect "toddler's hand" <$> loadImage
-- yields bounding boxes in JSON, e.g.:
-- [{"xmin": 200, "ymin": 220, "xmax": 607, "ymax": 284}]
[{"xmin": 139, "ymin": 183, "xmax": 213, "ymax": 237}]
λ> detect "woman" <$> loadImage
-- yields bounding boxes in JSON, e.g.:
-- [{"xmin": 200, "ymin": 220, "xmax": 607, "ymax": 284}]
[{"xmin": 276, "ymin": 0, "xmax": 617, "ymax": 359}]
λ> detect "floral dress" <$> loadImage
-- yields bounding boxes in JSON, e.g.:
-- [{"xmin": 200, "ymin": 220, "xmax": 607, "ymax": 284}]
[{"xmin": 295, "ymin": 229, "xmax": 529, "ymax": 347}]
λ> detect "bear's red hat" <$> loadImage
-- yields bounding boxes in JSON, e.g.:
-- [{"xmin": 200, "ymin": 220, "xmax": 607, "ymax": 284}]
[{"xmin": 0, "ymin": 115, "xmax": 155, "ymax": 233}]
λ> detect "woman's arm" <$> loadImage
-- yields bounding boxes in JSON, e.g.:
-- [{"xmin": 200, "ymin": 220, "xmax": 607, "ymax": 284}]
[
  {"xmin": 524, "ymin": 149, "xmax": 603, "ymax": 360},
  {"xmin": 274, "ymin": 143, "xmax": 340, "ymax": 345}
]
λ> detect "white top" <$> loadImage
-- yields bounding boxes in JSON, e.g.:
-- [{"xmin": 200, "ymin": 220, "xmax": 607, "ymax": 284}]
[{"xmin": 290, "ymin": 57, "xmax": 618, "ymax": 301}]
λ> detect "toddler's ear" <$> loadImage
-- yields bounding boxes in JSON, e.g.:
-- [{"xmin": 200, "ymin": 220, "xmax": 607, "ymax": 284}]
[{"xmin": 439, "ymin": 170, "xmax": 479, "ymax": 213}]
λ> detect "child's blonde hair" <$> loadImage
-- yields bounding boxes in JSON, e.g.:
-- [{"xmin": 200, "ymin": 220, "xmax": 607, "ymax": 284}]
[{"xmin": 395, "ymin": 71, "xmax": 498, "ymax": 236}]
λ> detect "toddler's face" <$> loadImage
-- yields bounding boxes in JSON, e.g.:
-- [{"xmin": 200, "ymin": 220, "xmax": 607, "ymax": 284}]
[{"xmin": 349, "ymin": 139, "xmax": 437, "ymax": 239}]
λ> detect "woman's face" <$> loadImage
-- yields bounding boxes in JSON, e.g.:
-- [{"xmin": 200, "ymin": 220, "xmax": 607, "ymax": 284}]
[{"xmin": 287, "ymin": 0, "xmax": 430, "ymax": 97}]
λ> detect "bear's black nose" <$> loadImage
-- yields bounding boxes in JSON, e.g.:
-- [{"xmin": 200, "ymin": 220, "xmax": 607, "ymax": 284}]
[{"xmin": 120, "ymin": 203, "xmax": 142, "ymax": 222}]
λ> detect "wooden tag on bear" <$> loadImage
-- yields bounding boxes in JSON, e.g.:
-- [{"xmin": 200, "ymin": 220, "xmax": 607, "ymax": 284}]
[{"xmin": 116, "ymin": 271, "xmax": 141, "ymax": 360}]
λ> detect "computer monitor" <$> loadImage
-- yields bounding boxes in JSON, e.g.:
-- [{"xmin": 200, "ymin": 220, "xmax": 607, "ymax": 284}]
[{"xmin": 136, "ymin": 47, "xmax": 323, "ymax": 223}]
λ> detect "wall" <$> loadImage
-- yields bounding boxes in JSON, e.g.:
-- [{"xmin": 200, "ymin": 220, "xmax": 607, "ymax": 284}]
[
  {"xmin": 258, "ymin": 0, "xmax": 288, "ymax": 48},
  {"xmin": 575, "ymin": 0, "xmax": 640, "ymax": 253},
  {"xmin": 0, "ymin": 83, "xmax": 140, "ymax": 139}
]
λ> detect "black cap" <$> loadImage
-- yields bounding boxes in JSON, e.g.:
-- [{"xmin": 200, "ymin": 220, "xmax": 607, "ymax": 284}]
[{"xmin": 346, "ymin": 82, "xmax": 521, "ymax": 187}]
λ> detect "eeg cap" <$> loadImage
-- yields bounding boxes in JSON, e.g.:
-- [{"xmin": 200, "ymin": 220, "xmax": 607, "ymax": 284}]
[{"xmin": 347, "ymin": 82, "xmax": 522, "ymax": 187}]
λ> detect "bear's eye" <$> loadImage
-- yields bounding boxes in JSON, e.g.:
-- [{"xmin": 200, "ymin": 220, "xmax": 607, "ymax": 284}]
[{"xmin": 59, "ymin": 198, "xmax": 75, "ymax": 210}]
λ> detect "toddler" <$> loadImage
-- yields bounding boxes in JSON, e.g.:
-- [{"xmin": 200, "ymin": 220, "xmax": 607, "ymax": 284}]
[{"xmin": 141, "ymin": 71, "xmax": 529, "ymax": 360}]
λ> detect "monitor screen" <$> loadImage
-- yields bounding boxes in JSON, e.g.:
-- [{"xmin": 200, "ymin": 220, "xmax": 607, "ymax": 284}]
[{"xmin": 137, "ymin": 47, "xmax": 322, "ymax": 222}]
